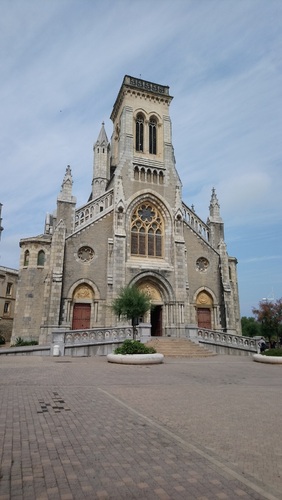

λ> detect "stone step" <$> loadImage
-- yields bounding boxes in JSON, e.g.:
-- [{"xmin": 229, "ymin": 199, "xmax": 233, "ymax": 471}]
[{"xmin": 146, "ymin": 338, "xmax": 216, "ymax": 357}]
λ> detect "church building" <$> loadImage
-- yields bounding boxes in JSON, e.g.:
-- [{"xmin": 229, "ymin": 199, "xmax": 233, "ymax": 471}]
[{"xmin": 11, "ymin": 76, "xmax": 241, "ymax": 345}]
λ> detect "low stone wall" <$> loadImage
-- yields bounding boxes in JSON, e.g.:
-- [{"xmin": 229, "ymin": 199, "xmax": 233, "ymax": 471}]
[
  {"xmin": 0, "ymin": 326, "xmax": 259, "ymax": 358},
  {"xmin": 52, "ymin": 326, "xmax": 135, "ymax": 357},
  {"xmin": 64, "ymin": 341, "xmax": 123, "ymax": 357},
  {"xmin": 0, "ymin": 345, "xmax": 50, "ymax": 356},
  {"xmin": 196, "ymin": 328, "xmax": 257, "ymax": 355}
]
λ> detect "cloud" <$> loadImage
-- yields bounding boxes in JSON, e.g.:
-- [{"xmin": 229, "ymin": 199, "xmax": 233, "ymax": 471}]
[
  {"xmin": 0, "ymin": 0, "xmax": 281, "ymax": 316},
  {"xmin": 240, "ymin": 255, "xmax": 282, "ymax": 264}
]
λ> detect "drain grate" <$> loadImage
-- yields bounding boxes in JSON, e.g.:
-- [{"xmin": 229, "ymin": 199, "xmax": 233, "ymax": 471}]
[{"xmin": 37, "ymin": 392, "xmax": 71, "ymax": 414}]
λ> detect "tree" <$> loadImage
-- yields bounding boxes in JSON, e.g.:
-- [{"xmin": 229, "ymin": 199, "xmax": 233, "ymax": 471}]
[
  {"xmin": 112, "ymin": 285, "xmax": 151, "ymax": 339},
  {"xmin": 252, "ymin": 298, "xmax": 282, "ymax": 344},
  {"xmin": 241, "ymin": 316, "xmax": 261, "ymax": 337}
]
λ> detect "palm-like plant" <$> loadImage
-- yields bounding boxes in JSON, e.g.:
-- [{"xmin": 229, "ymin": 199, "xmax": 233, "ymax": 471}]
[{"xmin": 112, "ymin": 285, "xmax": 151, "ymax": 339}]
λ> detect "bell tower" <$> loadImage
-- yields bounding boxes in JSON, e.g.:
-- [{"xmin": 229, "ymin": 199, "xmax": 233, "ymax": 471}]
[{"xmin": 110, "ymin": 76, "xmax": 173, "ymax": 165}]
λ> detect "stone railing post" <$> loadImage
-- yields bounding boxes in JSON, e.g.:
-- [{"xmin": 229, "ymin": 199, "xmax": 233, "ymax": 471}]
[
  {"xmin": 186, "ymin": 324, "xmax": 199, "ymax": 343},
  {"xmin": 52, "ymin": 329, "xmax": 66, "ymax": 356}
]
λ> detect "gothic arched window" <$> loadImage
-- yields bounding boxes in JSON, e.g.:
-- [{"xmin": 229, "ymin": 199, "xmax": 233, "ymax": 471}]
[
  {"xmin": 24, "ymin": 250, "xmax": 30, "ymax": 267},
  {"xmin": 37, "ymin": 250, "xmax": 45, "ymax": 266},
  {"xmin": 131, "ymin": 203, "xmax": 163, "ymax": 257},
  {"xmin": 135, "ymin": 113, "xmax": 144, "ymax": 152},
  {"xmin": 149, "ymin": 117, "xmax": 157, "ymax": 154}
]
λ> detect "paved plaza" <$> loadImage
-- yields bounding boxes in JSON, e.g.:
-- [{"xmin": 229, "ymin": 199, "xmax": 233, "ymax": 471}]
[{"xmin": 0, "ymin": 353, "xmax": 281, "ymax": 500}]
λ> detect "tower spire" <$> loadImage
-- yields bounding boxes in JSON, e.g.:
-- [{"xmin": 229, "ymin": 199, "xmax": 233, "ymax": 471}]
[
  {"xmin": 57, "ymin": 165, "xmax": 74, "ymax": 202},
  {"xmin": 207, "ymin": 188, "xmax": 224, "ymax": 247},
  {"xmin": 56, "ymin": 165, "xmax": 76, "ymax": 235},
  {"xmin": 92, "ymin": 122, "xmax": 110, "ymax": 200},
  {"xmin": 209, "ymin": 187, "xmax": 222, "ymax": 222}
]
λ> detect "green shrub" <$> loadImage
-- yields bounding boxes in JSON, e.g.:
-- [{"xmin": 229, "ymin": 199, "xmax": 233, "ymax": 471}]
[
  {"xmin": 114, "ymin": 339, "xmax": 156, "ymax": 355},
  {"xmin": 262, "ymin": 348, "xmax": 282, "ymax": 357},
  {"xmin": 11, "ymin": 337, "xmax": 38, "ymax": 347},
  {"xmin": 0, "ymin": 335, "xmax": 6, "ymax": 345}
]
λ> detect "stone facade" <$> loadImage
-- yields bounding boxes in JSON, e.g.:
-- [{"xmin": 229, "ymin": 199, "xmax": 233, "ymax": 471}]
[
  {"xmin": 0, "ymin": 266, "xmax": 18, "ymax": 342},
  {"xmin": 11, "ymin": 75, "xmax": 241, "ymax": 345}
]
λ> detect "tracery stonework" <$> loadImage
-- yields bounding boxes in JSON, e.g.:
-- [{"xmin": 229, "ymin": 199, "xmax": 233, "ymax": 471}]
[
  {"xmin": 131, "ymin": 203, "xmax": 163, "ymax": 257},
  {"xmin": 77, "ymin": 246, "xmax": 94, "ymax": 262},
  {"xmin": 196, "ymin": 257, "xmax": 209, "ymax": 272}
]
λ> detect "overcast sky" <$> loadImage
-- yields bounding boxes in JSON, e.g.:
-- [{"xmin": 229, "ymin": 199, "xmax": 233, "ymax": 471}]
[{"xmin": 0, "ymin": 0, "xmax": 281, "ymax": 317}]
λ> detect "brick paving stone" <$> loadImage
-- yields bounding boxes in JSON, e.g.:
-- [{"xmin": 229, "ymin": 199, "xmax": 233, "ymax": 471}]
[{"xmin": 0, "ymin": 355, "xmax": 281, "ymax": 499}]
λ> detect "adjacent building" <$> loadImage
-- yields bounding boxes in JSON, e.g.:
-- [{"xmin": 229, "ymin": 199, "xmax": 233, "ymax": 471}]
[{"xmin": 0, "ymin": 266, "xmax": 18, "ymax": 342}]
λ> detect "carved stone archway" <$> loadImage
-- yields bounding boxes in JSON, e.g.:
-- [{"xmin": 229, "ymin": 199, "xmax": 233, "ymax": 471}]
[
  {"xmin": 138, "ymin": 281, "xmax": 163, "ymax": 336},
  {"xmin": 196, "ymin": 290, "xmax": 213, "ymax": 329},
  {"xmin": 72, "ymin": 284, "xmax": 94, "ymax": 330}
]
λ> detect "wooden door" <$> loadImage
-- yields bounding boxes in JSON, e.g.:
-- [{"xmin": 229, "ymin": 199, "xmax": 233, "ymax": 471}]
[
  {"xmin": 197, "ymin": 308, "xmax": 211, "ymax": 329},
  {"xmin": 72, "ymin": 303, "xmax": 91, "ymax": 330}
]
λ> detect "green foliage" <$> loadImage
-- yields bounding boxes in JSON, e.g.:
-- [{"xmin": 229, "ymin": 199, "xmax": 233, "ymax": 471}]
[
  {"xmin": 0, "ymin": 335, "xmax": 6, "ymax": 345},
  {"xmin": 112, "ymin": 286, "xmax": 151, "ymax": 339},
  {"xmin": 11, "ymin": 337, "xmax": 38, "ymax": 347},
  {"xmin": 241, "ymin": 316, "xmax": 261, "ymax": 337},
  {"xmin": 114, "ymin": 339, "xmax": 156, "ymax": 355},
  {"xmin": 252, "ymin": 298, "xmax": 282, "ymax": 343},
  {"xmin": 262, "ymin": 348, "xmax": 282, "ymax": 357}
]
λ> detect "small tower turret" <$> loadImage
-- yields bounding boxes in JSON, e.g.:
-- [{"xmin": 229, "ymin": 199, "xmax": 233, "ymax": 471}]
[
  {"xmin": 92, "ymin": 122, "xmax": 110, "ymax": 200},
  {"xmin": 56, "ymin": 165, "xmax": 76, "ymax": 236},
  {"xmin": 207, "ymin": 188, "xmax": 224, "ymax": 248}
]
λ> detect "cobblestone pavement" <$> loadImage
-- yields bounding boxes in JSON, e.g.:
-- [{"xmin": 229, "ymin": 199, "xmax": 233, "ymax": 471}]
[{"xmin": 0, "ymin": 354, "xmax": 281, "ymax": 500}]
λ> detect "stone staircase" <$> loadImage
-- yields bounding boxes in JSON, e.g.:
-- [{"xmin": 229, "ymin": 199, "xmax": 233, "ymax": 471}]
[{"xmin": 146, "ymin": 337, "xmax": 216, "ymax": 358}]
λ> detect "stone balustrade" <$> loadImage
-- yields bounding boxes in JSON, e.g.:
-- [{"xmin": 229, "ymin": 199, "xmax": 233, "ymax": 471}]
[
  {"xmin": 75, "ymin": 190, "xmax": 114, "ymax": 229},
  {"xmin": 52, "ymin": 326, "xmax": 135, "ymax": 356},
  {"xmin": 197, "ymin": 328, "xmax": 258, "ymax": 353},
  {"xmin": 182, "ymin": 202, "xmax": 210, "ymax": 242}
]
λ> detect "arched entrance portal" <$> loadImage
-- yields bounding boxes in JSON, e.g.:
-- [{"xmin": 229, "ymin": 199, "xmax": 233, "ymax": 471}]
[
  {"xmin": 72, "ymin": 284, "xmax": 94, "ymax": 330},
  {"xmin": 151, "ymin": 305, "xmax": 162, "ymax": 336},
  {"xmin": 196, "ymin": 291, "xmax": 213, "ymax": 329},
  {"xmin": 138, "ymin": 282, "xmax": 163, "ymax": 336}
]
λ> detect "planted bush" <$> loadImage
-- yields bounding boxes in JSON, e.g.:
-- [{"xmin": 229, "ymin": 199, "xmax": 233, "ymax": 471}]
[
  {"xmin": 11, "ymin": 337, "xmax": 38, "ymax": 347},
  {"xmin": 115, "ymin": 339, "xmax": 156, "ymax": 355},
  {"xmin": 262, "ymin": 348, "xmax": 282, "ymax": 357},
  {"xmin": 0, "ymin": 335, "xmax": 6, "ymax": 345}
]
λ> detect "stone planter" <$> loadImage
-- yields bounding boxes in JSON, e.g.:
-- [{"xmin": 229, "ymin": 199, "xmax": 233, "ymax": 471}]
[
  {"xmin": 253, "ymin": 353, "xmax": 282, "ymax": 364},
  {"xmin": 107, "ymin": 353, "xmax": 164, "ymax": 365}
]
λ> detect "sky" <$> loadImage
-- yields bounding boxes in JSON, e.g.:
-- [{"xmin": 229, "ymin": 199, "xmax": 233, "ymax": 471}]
[{"xmin": 0, "ymin": 0, "xmax": 281, "ymax": 318}]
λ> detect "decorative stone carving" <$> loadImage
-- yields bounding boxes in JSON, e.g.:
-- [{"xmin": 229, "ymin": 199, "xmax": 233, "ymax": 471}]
[
  {"xmin": 197, "ymin": 291, "xmax": 212, "ymax": 305},
  {"xmin": 196, "ymin": 257, "xmax": 209, "ymax": 272},
  {"xmin": 77, "ymin": 246, "xmax": 94, "ymax": 262},
  {"xmin": 74, "ymin": 284, "xmax": 94, "ymax": 299}
]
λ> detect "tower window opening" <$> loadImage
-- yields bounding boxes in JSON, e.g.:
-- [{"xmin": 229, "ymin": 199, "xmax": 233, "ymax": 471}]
[
  {"xmin": 24, "ymin": 250, "xmax": 30, "ymax": 267},
  {"xmin": 136, "ymin": 114, "xmax": 144, "ymax": 152},
  {"xmin": 149, "ymin": 117, "xmax": 157, "ymax": 154},
  {"xmin": 37, "ymin": 250, "xmax": 45, "ymax": 266}
]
